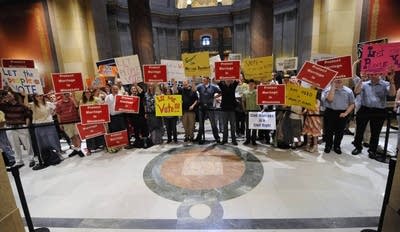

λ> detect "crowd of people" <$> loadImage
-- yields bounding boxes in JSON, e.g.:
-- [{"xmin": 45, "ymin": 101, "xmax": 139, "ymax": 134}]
[{"xmin": 0, "ymin": 60, "xmax": 399, "ymax": 171}]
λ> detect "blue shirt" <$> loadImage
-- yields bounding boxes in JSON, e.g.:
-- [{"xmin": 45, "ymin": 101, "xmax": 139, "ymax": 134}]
[
  {"xmin": 196, "ymin": 84, "xmax": 221, "ymax": 109},
  {"xmin": 360, "ymin": 79, "xmax": 390, "ymax": 109},
  {"xmin": 322, "ymin": 86, "xmax": 355, "ymax": 110}
]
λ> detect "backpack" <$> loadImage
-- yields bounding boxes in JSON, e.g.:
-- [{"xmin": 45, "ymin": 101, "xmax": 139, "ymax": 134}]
[{"xmin": 41, "ymin": 148, "xmax": 62, "ymax": 166}]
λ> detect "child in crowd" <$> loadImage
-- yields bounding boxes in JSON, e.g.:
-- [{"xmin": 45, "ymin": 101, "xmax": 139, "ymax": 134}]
[{"xmin": 302, "ymin": 95, "xmax": 321, "ymax": 153}]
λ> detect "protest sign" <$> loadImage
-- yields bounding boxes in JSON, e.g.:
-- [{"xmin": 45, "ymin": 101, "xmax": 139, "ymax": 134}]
[
  {"xmin": 275, "ymin": 57, "xmax": 298, "ymax": 71},
  {"xmin": 115, "ymin": 55, "xmax": 143, "ymax": 84},
  {"xmin": 242, "ymin": 56, "xmax": 274, "ymax": 81},
  {"xmin": 80, "ymin": 104, "xmax": 110, "ymax": 125},
  {"xmin": 297, "ymin": 61, "xmax": 338, "ymax": 89},
  {"xmin": 2, "ymin": 59, "xmax": 35, "ymax": 68},
  {"xmin": 257, "ymin": 85, "xmax": 285, "ymax": 105},
  {"xmin": 310, "ymin": 54, "xmax": 336, "ymax": 63},
  {"xmin": 76, "ymin": 123, "xmax": 106, "ymax": 140},
  {"xmin": 96, "ymin": 58, "xmax": 117, "ymax": 77},
  {"xmin": 209, "ymin": 54, "xmax": 221, "ymax": 79},
  {"xmin": 285, "ymin": 84, "xmax": 317, "ymax": 110},
  {"xmin": 104, "ymin": 130, "xmax": 129, "ymax": 148},
  {"xmin": 155, "ymin": 95, "xmax": 182, "ymax": 117},
  {"xmin": 357, "ymin": 38, "xmax": 388, "ymax": 58},
  {"xmin": 1, "ymin": 68, "xmax": 43, "ymax": 94},
  {"xmin": 361, "ymin": 42, "xmax": 400, "ymax": 74},
  {"xmin": 248, "ymin": 112, "xmax": 276, "ymax": 130},
  {"xmin": 317, "ymin": 56, "xmax": 352, "ymax": 79},
  {"xmin": 228, "ymin": 53, "xmax": 242, "ymax": 61},
  {"xmin": 215, "ymin": 61, "xmax": 240, "ymax": 80},
  {"xmin": 86, "ymin": 76, "xmax": 106, "ymax": 88},
  {"xmin": 143, "ymin": 64, "xmax": 167, "ymax": 83},
  {"xmin": 161, "ymin": 59, "xmax": 185, "ymax": 81},
  {"xmin": 182, "ymin": 51, "xmax": 210, "ymax": 77},
  {"xmin": 114, "ymin": 95, "xmax": 140, "ymax": 113},
  {"xmin": 52, "ymin": 72, "xmax": 84, "ymax": 93}
]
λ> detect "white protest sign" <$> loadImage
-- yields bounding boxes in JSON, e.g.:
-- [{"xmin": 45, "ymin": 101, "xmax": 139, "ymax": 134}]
[
  {"xmin": 1, "ymin": 68, "xmax": 43, "ymax": 94},
  {"xmin": 228, "ymin": 53, "xmax": 242, "ymax": 61},
  {"xmin": 275, "ymin": 57, "xmax": 298, "ymax": 71},
  {"xmin": 115, "ymin": 55, "xmax": 143, "ymax": 84},
  {"xmin": 160, "ymin": 59, "xmax": 185, "ymax": 81},
  {"xmin": 310, "ymin": 54, "xmax": 336, "ymax": 63},
  {"xmin": 248, "ymin": 112, "xmax": 276, "ymax": 130},
  {"xmin": 209, "ymin": 55, "xmax": 221, "ymax": 79}
]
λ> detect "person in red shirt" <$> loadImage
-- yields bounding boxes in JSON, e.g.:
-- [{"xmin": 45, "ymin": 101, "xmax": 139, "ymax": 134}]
[{"xmin": 55, "ymin": 93, "xmax": 84, "ymax": 157}]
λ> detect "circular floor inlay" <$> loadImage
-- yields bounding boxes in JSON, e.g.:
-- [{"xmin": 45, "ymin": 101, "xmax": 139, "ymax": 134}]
[{"xmin": 189, "ymin": 204, "xmax": 211, "ymax": 219}]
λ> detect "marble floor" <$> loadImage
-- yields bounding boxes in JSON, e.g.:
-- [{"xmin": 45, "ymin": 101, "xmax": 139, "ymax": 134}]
[{"xmin": 6, "ymin": 123, "xmax": 398, "ymax": 232}]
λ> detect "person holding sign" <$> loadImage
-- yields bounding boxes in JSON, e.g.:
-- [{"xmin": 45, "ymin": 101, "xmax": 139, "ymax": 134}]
[
  {"xmin": 217, "ymin": 80, "xmax": 239, "ymax": 145},
  {"xmin": 129, "ymin": 83, "xmax": 149, "ymax": 148},
  {"xmin": 145, "ymin": 84, "xmax": 164, "ymax": 145},
  {"xmin": 178, "ymin": 80, "xmax": 198, "ymax": 142},
  {"xmin": 196, "ymin": 77, "xmax": 221, "ymax": 144},
  {"xmin": 351, "ymin": 69, "xmax": 396, "ymax": 161},
  {"xmin": 105, "ymin": 85, "xmax": 126, "ymax": 133},
  {"xmin": 242, "ymin": 79, "xmax": 259, "ymax": 145},
  {"xmin": 322, "ymin": 79, "xmax": 355, "ymax": 155}
]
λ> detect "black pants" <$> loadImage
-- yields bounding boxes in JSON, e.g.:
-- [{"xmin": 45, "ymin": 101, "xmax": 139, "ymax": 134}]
[
  {"xmin": 235, "ymin": 111, "xmax": 245, "ymax": 134},
  {"xmin": 164, "ymin": 117, "xmax": 177, "ymax": 141},
  {"xmin": 197, "ymin": 108, "xmax": 220, "ymax": 141},
  {"xmin": 222, "ymin": 111, "xmax": 236, "ymax": 142},
  {"xmin": 354, "ymin": 106, "xmax": 386, "ymax": 152},
  {"xmin": 131, "ymin": 115, "xmax": 149, "ymax": 140},
  {"xmin": 86, "ymin": 136, "xmax": 105, "ymax": 150},
  {"xmin": 324, "ymin": 108, "xmax": 347, "ymax": 148},
  {"xmin": 108, "ymin": 114, "xmax": 126, "ymax": 133}
]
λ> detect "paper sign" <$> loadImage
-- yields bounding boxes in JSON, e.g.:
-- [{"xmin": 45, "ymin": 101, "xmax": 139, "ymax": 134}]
[
  {"xmin": 209, "ymin": 54, "xmax": 221, "ymax": 79},
  {"xmin": 285, "ymin": 84, "xmax": 317, "ymax": 110},
  {"xmin": 275, "ymin": 57, "xmax": 298, "ymax": 71},
  {"xmin": 143, "ymin": 65, "xmax": 167, "ymax": 83},
  {"xmin": 228, "ymin": 53, "xmax": 242, "ymax": 61},
  {"xmin": 76, "ymin": 123, "xmax": 106, "ymax": 140},
  {"xmin": 155, "ymin": 95, "xmax": 182, "ymax": 117},
  {"xmin": 257, "ymin": 85, "xmax": 285, "ymax": 105},
  {"xmin": 86, "ymin": 76, "xmax": 106, "ymax": 88},
  {"xmin": 114, "ymin": 95, "xmax": 140, "ymax": 113},
  {"xmin": 161, "ymin": 59, "xmax": 185, "ymax": 81},
  {"xmin": 361, "ymin": 42, "xmax": 400, "ymax": 74},
  {"xmin": 52, "ymin": 72, "xmax": 84, "ymax": 93},
  {"xmin": 215, "ymin": 61, "xmax": 240, "ymax": 80},
  {"xmin": 357, "ymin": 38, "xmax": 388, "ymax": 58},
  {"xmin": 96, "ymin": 58, "xmax": 117, "ymax": 77},
  {"xmin": 182, "ymin": 52, "xmax": 210, "ymax": 77},
  {"xmin": 310, "ymin": 54, "xmax": 336, "ymax": 63},
  {"xmin": 104, "ymin": 130, "xmax": 129, "ymax": 148},
  {"xmin": 1, "ymin": 68, "xmax": 43, "ymax": 94},
  {"xmin": 248, "ymin": 112, "xmax": 276, "ymax": 130},
  {"xmin": 242, "ymin": 56, "xmax": 274, "ymax": 81},
  {"xmin": 2, "ymin": 59, "xmax": 35, "ymax": 68},
  {"xmin": 115, "ymin": 55, "xmax": 143, "ymax": 84},
  {"xmin": 80, "ymin": 104, "xmax": 110, "ymax": 125},
  {"xmin": 317, "ymin": 56, "xmax": 352, "ymax": 79},
  {"xmin": 297, "ymin": 61, "xmax": 338, "ymax": 89}
]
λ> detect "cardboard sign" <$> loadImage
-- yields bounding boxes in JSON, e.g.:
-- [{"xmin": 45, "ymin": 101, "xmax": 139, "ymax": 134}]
[
  {"xmin": 1, "ymin": 68, "xmax": 43, "ymax": 94},
  {"xmin": 285, "ymin": 84, "xmax": 317, "ymax": 110},
  {"xmin": 161, "ymin": 59, "xmax": 185, "ymax": 81},
  {"xmin": 155, "ymin": 95, "xmax": 182, "ymax": 117},
  {"xmin": 317, "ymin": 56, "xmax": 352, "ymax": 79},
  {"xmin": 115, "ymin": 55, "xmax": 143, "ymax": 84},
  {"xmin": 52, "ymin": 72, "xmax": 84, "ymax": 93},
  {"xmin": 114, "ymin": 95, "xmax": 140, "ymax": 113},
  {"xmin": 228, "ymin": 53, "xmax": 242, "ymax": 61},
  {"xmin": 275, "ymin": 57, "xmax": 298, "ymax": 71},
  {"xmin": 2, "ymin": 59, "xmax": 35, "ymax": 68},
  {"xmin": 80, "ymin": 104, "xmax": 110, "ymax": 125},
  {"xmin": 104, "ymin": 130, "xmax": 129, "ymax": 148},
  {"xmin": 215, "ymin": 61, "xmax": 240, "ymax": 80},
  {"xmin": 248, "ymin": 112, "xmax": 276, "ymax": 130},
  {"xmin": 257, "ymin": 85, "xmax": 285, "ymax": 105},
  {"xmin": 143, "ymin": 64, "xmax": 167, "ymax": 83},
  {"xmin": 357, "ymin": 38, "xmax": 388, "ymax": 58},
  {"xmin": 242, "ymin": 56, "xmax": 274, "ymax": 81},
  {"xmin": 297, "ymin": 61, "xmax": 338, "ymax": 89},
  {"xmin": 182, "ymin": 52, "xmax": 210, "ymax": 77},
  {"xmin": 76, "ymin": 123, "xmax": 106, "ymax": 140},
  {"xmin": 361, "ymin": 42, "xmax": 400, "ymax": 74}
]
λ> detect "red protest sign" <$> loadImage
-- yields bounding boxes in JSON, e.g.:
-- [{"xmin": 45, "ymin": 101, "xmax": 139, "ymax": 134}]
[
  {"xmin": 215, "ymin": 61, "xmax": 241, "ymax": 80},
  {"xmin": 52, "ymin": 73, "xmax": 84, "ymax": 93},
  {"xmin": 76, "ymin": 123, "xmax": 106, "ymax": 140},
  {"xmin": 2, "ymin": 59, "xmax": 35, "ymax": 68},
  {"xmin": 317, "ymin": 56, "xmax": 352, "ymax": 79},
  {"xmin": 115, "ymin": 95, "xmax": 140, "ymax": 113},
  {"xmin": 143, "ymin": 64, "xmax": 167, "ymax": 83},
  {"xmin": 361, "ymin": 42, "xmax": 400, "ymax": 74},
  {"xmin": 104, "ymin": 130, "xmax": 129, "ymax": 148},
  {"xmin": 257, "ymin": 85, "xmax": 285, "ymax": 105},
  {"xmin": 297, "ymin": 61, "xmax": 338, "ymax": 89},
  {"xmin": 80, "ymin": 104, "xmax": 110, "ymax": 125}
]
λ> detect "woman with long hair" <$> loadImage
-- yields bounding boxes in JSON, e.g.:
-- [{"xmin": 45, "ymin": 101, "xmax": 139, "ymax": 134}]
[{"xmin": 145, "ymin": 83, "xmax": 164, "ymax": 145}]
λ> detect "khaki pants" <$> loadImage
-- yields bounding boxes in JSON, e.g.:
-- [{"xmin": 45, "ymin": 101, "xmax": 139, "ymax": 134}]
[{"xmin": 182, "ymin": 111, "xmax": 196, "ymax": 139}]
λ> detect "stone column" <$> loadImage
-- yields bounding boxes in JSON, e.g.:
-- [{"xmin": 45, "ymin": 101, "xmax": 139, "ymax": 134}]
[
  {"xmin": 250, "ymin": 0, "xmax": 273, "ymax": 56},
  {"xmin": 188, "ymin": 29, "xmax": 194, "ymax": 52},
  {"xmin": 127, "ymin": 0, "xmax": 155, "ymax": 64},
  {"xmin": 218, "ymin": 27, "xmax": 224, "ymax": 59}
]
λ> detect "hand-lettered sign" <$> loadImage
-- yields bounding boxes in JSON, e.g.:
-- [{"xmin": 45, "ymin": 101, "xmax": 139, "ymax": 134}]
[
  {"xmin": 285, "ymin": 84, "xmax": 317, "ymax": 110},
  {"xmin": 80, "ymin": 104, "xmax": 110, "ymax": 125},
  {"xmin": 257, "ymin": 85, "xmax": 285, "ymax": 105},
  {"xmin": 357, "ymin": 38, "xmax": 388, "ymax": 59},
  {"xmin": 104, "ymin": 130, "xmax": 129, "ymax": 148},
  {"xmin": 182, "ymin": 52, "xmax": 210, "ymax": 77},
  {"xmin": 242, "ymin": 56, "xmax": 274, "ymax": 81},
  {"xmin": 361, "ymin": 42, "xmax": 400, "ymax": 74},
  {"xmin": 160, "ymin": 59, "xmax": 185, "ymax": 81},
  {"xmin": 96, "ymin": 58, "xmax": 117, "ymax": 77},
  {"xmin": 214, "ymin": 61, "xmax": 240, "ymax": 80},
  {"xmin": 115, "ymin": 55, "xmax": 143, "ymax": 84},
  {"xmin": 317, "ymin": 56, "xmax": 352, "ymax": 79},
  {"xmin": 76, "ymin": 123, "xmax": 106, "ymax": 140},
  {"xmin": 155, "ymin": 95, "xmax": 182, "ymax": 117},
  {"xmin": 297, "ymin": 61, "xmax": 338, "ymax": 89},
  {"xmin": 1, "ymin": 59, "xmax": 35, "ymax": 68},
  {"xmin": 143, "ymin": 65, "xmax": 167, "ymax": 83},
  {"xmin": 275, "ymin": 57, "xmax": 298, "ymax": 71},
  {"xmin": 1, "ymin": 68, "xmax": 43, "ymax": 94},
  {"xmin": 52, "ymin": 72, "xmax": 84, "ymax": 93},
  {"xmin": 114, "ymin": 95, "xmax": 140, "ymax": 113},
  {"xmin": 248, "ymin": 112, "xmax": 276, "ymax": 130}
]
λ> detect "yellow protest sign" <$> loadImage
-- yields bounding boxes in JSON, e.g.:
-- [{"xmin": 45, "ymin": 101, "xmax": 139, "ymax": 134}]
[
  {"xmin": 155, "ymin": 95, "xmax": 182, "ymax": 117},
  {"xmin": 242, "ymin": 56, "xmax": 274, "ymax": 81},
  {"xmin": 285, "ymin": 84, "xmax": 317, "ymax": 110},
  {"xmin": 182, "ymin": 52, "xmax": 210, "ymax": 77}
]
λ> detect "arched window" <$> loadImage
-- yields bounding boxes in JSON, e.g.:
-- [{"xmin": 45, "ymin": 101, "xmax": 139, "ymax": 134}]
[{"xmin": 201, "ymin": 35, "xmax": 211, "ymax": 46}]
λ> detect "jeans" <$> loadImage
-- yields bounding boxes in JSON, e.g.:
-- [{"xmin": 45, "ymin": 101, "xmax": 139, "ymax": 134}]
[{"xmin": 222, "ymin": 111, "xmax": 236, "ymax": 142}]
